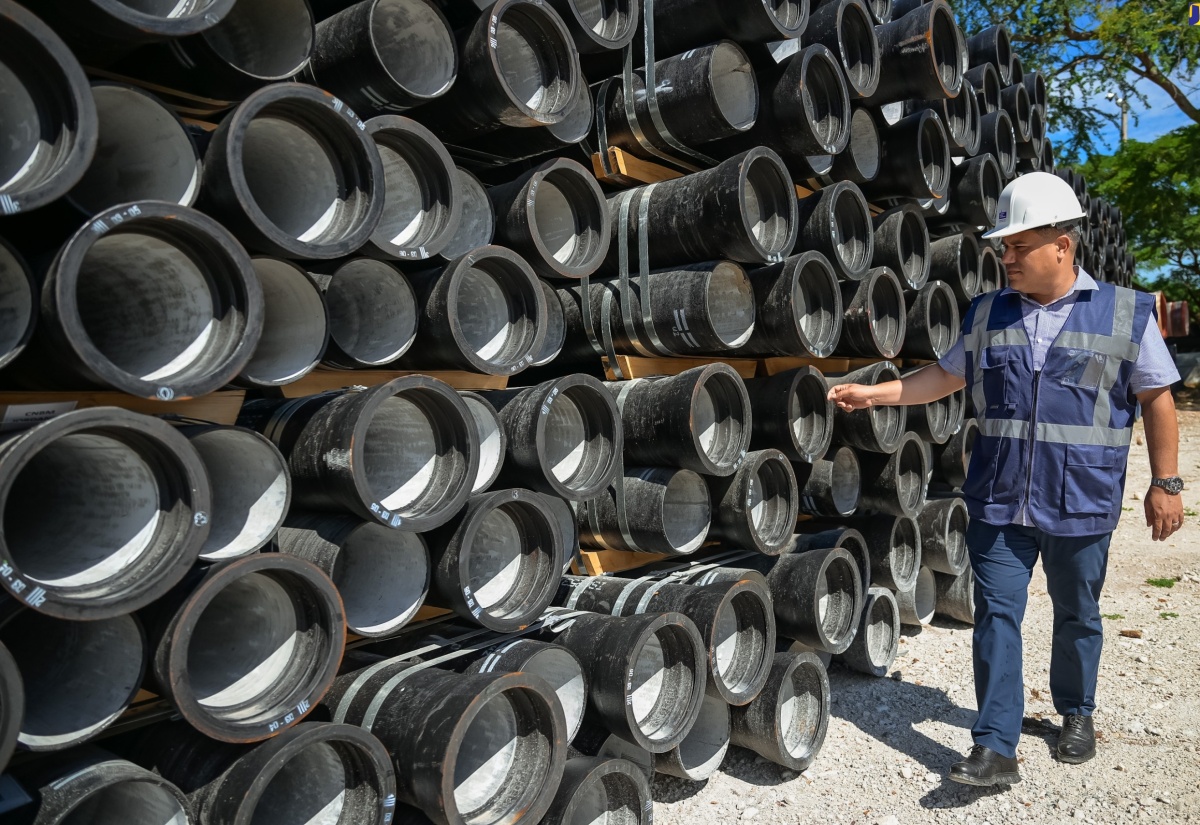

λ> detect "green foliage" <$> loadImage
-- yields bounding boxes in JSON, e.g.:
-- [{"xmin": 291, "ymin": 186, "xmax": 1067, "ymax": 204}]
[
  {"xmin": 1101, "ymin": 613, "xmax": 1125, "ymax": 620},
  {"xmin": 955, "ymin": 1, "xmax": 1200, "ymax": 160},
  {"xmin": 1146, "ymin": 577, "xmax": 1178, "ymax": 588},
  {"xmin": 1160, "ymin": 611, "xmax": 1180, "ymax": 619}
]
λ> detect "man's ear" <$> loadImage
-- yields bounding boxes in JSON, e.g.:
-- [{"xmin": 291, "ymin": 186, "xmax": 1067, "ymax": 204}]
[{"xmin": 1056, "ymin": 232, "xmax": 1072, "ymax": 262}]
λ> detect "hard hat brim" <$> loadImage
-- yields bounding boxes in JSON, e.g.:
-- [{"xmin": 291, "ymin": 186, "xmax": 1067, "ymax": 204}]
[{"xmin": 980, "ymin": 209, "xmax": 1088, "ymax": 240}]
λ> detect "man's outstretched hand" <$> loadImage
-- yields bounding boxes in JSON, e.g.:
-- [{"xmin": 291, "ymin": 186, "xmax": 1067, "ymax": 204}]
[{"xmin": 827, "ymin": 383, "xmax": 876, "ymax": 411}]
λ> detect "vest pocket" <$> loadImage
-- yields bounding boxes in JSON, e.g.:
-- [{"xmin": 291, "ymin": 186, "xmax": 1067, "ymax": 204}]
[
  {"xmin": 979, "ymin": 346, "xmax": 1018, "ymax": 412},
  {"xmin": 1058, "ymin": 349, "xmax": 1108, "ymax": 389},
  {"xmin": 1062, "ymin": 445, "xmax": 1117, "ymax": 516}
]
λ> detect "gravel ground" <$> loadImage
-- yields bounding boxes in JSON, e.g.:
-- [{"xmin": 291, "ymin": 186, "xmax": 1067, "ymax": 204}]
[{"xmin": 651, "ymin": 411, "xmax": 1200, "ymax": 825}]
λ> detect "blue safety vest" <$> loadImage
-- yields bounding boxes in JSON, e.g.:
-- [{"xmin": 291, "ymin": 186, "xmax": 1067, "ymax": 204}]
[{"xmin": 961, "ymin": 282, "xmax": 1156, "ymax": 536}]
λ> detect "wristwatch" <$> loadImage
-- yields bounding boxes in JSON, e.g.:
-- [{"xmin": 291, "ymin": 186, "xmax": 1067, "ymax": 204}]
[{"xmin": 1150, "ymin": 476, "xmax": 1185, "ymax": 495}]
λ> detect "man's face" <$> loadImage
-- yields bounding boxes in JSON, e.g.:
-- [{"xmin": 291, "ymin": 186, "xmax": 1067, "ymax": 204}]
[{"xmin": 999, "ymin": 227, "xmax": 1068, "ymax": 293}]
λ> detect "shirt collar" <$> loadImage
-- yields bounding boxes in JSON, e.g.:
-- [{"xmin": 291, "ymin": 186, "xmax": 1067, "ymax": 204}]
[{"xmin": 1002, "ymin": 266, "xmax": 1099, "ymax": 305}]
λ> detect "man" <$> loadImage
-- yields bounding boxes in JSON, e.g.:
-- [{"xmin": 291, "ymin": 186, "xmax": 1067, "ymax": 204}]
[{"xmin": 827, "ymin": 172, "xmax": 1183, "ymax": 786}]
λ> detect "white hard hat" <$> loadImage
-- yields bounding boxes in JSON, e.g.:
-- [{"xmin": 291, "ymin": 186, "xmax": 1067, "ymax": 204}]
[{"xmin": 981, "ymin": 171, "xmax": 1087, "ymax": 239}]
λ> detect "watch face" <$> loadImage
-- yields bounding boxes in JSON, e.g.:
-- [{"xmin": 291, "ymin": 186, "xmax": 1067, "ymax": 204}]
[{"xmin": 1168, "ymin": 478, "xmax": 1185, "ymax": 494}]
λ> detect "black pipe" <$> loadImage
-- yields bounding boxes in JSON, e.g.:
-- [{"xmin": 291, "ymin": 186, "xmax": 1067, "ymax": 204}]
[
  {"xmin": 793, "ymin": 182, "xmax": 874, "ymax": 281},
  {"xmin": 33, "ymin": 0, "xmax": 237, "ymax": 65},
  {"xmin": 558, "ymin": 261, "xmax": 758, "ymax": 360},
  {"xmin": 119, "ymin": 0, "xmax": 316, "ymax": 100},
  {"xmin": 451, "ymin": 74, "xmax": 595, "ymax": 164},
  {"xmin": 835, "ymin": 265, "xmax": 907, "ymax": 359},
  {"xmin": 906, "ymin": 383, "xmax": 964, "ymax": 445},
  {"xmin": 485, "ymin": 374, "xmax": 622, "ymax": 501},
  {"xmin": 557, "ymin": 575, "xmax": 774, "ymax": 705},
  {"xmin": 801, "ymin": 0, "xmax": 880, "ymax": 99},
  {"xmin": 397, "ymin": 245, "xmax": 547, "ymax": 374},
  {"xmin": 979, "ymin": 109, "xmax": 1016, "ymax": 180},
  {"xmin": 437, "ymin": 167, "xmax": 496, "ymax": 261},
  {"xmin": 967, "ymin": 24, "xmax": 1012, "ymax": 86},
  {"xmin": 857, "ymin": 430, "xmax": 928, "ymax": 517},
  {"xmin": 860, "ymin": 0, "xmax": 963, "ymax": 105},
  {"xmin": 930, "ymin": 231, "xmax": 981, "ymax": 306},
  {"xmin": 847, "ymin": 514, "xmax": 921, "ymax": 590},
  {"xmin": 459, "ymin": 391, "xmax": 508, "ymax": 493},
  {"xmin": 602, "ymin": 148, "xmax": 798, "ymax": 271},
  {"xmin": 238, "ymin": 376, "xmax": 477, "ymax": 530},
  {"xmin": 606, "ymin": 41, "xmax": 761, "ymax": 157},
  {"xmin": 935, "ymin": 566, "xmax": 975, "ymax": 623},
  {"xmin": 896, "ymin": 564, "xmax": 936, "ymax": 625},
  {"xmin": 410, "ymin": 0, "xmax": 581, "ymax": 142},
  {"xmin": 999, "ymin": 82, "xmax": 1032, "ymax": 142},
  {"xmin": 859, "ymin": 109, "xmax": 951, "ymax": 202},
  {"xmin": 930, "ymin": 416, "xmax": 976, "ymax": 489},
  {"xmin": 177, "ymin": 425, "xmax": 291, "ymax": 563},
  {"xmin": 540, "ymin": 757, "xmax": 651, "ymax": 824},
  {"xmin": 1024, "ymin": 71, "xmax": 1047, "ymax": 113},
  {"xmin": 0, "ymin": 2, "xmax": 97, "ymax": 216},
  {"xmin": 606, "ymin": 363, "xmax": 753, "ymax": 476},
  {"xmin": 314, "ymin": 258, "xmax": 419, "ymax": 367},
  {"xmin": 822, "ymin": 105, "xmax": 882, "ymax": 184},
  {"xmin": 488, "ymin": 158, "xmax": 610, "ymax": 279},
  {"xmin": 789, "ymin": 526, "xmax": 871, "ymax": 598},
  {"xmin": 234, "ymin": 258, "xmax": 330, "ymax": 388},
  {"xmin": 546, "ymin": 0, "xmax": 639, "ymax": 53},
  {"xmin": 654, "ymin": 694, "xmax": 730, "ymax": 780},
  {"xmin": 66, "ymin": 83, "xmax": 201, "ymax": 215},
  {"xmin": 833, "ymin": 585, "xmax": 899, "ymax": 676},
  {"xmin": 794, "ymin": 446, "xmax": 862, "ymax": 517},
  {"xmin": 729, "ymin": 652, "xmax": 830, "ymax": 770},
  {"xmin": 423, "ymin": 489, "xmax": 563, "ymax": 631},
  {"xmin": 1010, "ymin": 52, "xmax": 1024, "ymax": 84},
  {"xmin": 964, "ymin": 62, "xmax": 1000, "ymax": 114},
  {"xmin": 308, "ymin": 0, "xmax": 459, "ymax": 114},
  {"xmin": 907, "ymin": 83, "xmax": 978, "ymax": 156},
  {"xmin": 933, "ymin": 152, "xmax": 1002, "ymax": 228},
  {"xmin": 707, "ymin": 450, "xmax": 800, "ymax": 556},
  {"xmin": 828, "ymin": 360, "xmax": 907, "ymax": 453},
  {"xmin": 651, "ymin": 0, "xmax": 808, "ymax": 56},
  {"xmin": 0, "ymin": 641, "xmax": 19, "ymax": 773},
  {"xmin": 0, "ymin": 408, "xmax": 210, "ymax": 620},
  {"xmin": 916, "ymin": 497, "xmax": 968, "ymax": 575},
  {"xmin": 580, "ymin": 467, "xmax": 713, "ymax": 555},
  {"xmin": 741, "ymin": 252, "xmax": 841, "ymax": 358},
  {"xmin": 533, "ymin": 610, "xmax": 706, "ymax": 753},
  {"xmin": 1018, "ymin": 108, "xmax": 1045, "ymax": 160},
  {"xmin": 902, "ymin": 279, "xmax": 959, "ymax": 360},
  {"xmin": 745, "ymin": 366, "xmax": 836, "ymax": 463},
  {"xmin": 277, "ymin": 513, "xmax": 429, "ymax": 637},
  {"xmin": 1, "ymin": 611, "xmax": 144, "ymax": 751},
  {"xmin": 199, "ymin": 83, "xmax": 384, "ymax": 260},
  {"xmin": 979, "ymin": 243, "xmax": 1003, "ymax": 293},
  {"xmin": 872, "ymin": 204, "xmax": 930, "ymax": 290},
  {"xmin": 7, "ymin": 202, "xmax": 263, "ymax": 399},
  {"xmin": 358, "ymin": 115, "xmax": 462, "ymax": 262},
  {"xmin": 0, "ymin": 237, "xmax": 36, "ymax": 371}
]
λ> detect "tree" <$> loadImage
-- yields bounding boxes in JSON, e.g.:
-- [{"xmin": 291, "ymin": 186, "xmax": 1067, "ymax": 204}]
[{"xmin": 955, "ymin": 1, "xmax": 1200, "ymax": 162}]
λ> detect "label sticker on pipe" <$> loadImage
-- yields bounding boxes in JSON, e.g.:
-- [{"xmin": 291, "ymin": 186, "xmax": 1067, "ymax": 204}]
[{"xmin": 0, "ymin": 402, "xmax": 77, "ymax": 432}]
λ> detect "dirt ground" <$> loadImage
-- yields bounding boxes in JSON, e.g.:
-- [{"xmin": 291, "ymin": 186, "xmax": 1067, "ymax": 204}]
[{"xmin": 652, "ymin": 410, "xmax": 1200, "ymax": 825}]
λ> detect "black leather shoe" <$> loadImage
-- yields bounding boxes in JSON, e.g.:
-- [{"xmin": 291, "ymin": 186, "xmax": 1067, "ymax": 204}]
[
  {"xmin": 949, "ymin": 745, "xmax": 1022, "ymax": 786},
  {"xmin": 1057, "ymin": 714, "xmax": 1096, "ymax": 764}
]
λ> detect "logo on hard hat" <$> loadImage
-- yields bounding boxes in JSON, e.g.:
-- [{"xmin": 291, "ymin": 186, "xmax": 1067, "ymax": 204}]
[
  {"xmin": 1192, "ymin": 3, "xmax": 1200, "ymax": 24},
  {"xmin": 999, "ymin": 211, "xmax": 1008, "ymax": 220}
]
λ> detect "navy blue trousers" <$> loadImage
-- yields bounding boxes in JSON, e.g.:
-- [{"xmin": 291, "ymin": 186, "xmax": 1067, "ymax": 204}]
[{"xmin": 966, "ymin": 521, "xmax": 1111, "ymax": 758}]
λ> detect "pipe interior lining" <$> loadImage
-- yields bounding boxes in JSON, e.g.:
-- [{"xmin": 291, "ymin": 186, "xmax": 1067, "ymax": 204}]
[
  {"xmin": 8, "ymin": 613, "xmax": 142, "ymax": 749},
  {"xmin": 863, "ymin": 591, "xmax": 898, "ymax": 662},
  {"xmin": 547, "ymin": 77, "xmax": 594, "ymax": 142},
  {"xmin": 364, "ymin": 394, "xmax": 441, "ymax": 512},
  {"xmin": 868, "ymin": 271, "xmax": 904, "ymax": 355},
  {"xmin": 804, "ymin": 53, "xmax": 844, "ymax": 146},
  {"xmin": 548, "ymin": 384, "xmax": 616, "ymax": 493},
  {"xmin": 979, "ymin": 157, "xmax": 1001, "ymax": 223},
  {"xmin": 673, "ymin": 694, "xmax": 729, "ymax": 779},
  {"xmin": 868, "ymin": 373, "xmax": 904, "ymax": 447},
  {"xmin": 911, "ymin": 565, "xmax": 937, "ymax": 623},
  {"xmin": 705, "ymin": 262, "xmax": 755, "ymax": 349},
  {"xmin": 742, "ymin": 156, "xmax": 794, "ymax": 257},
  {"xmin": 709, "ymin": 43, "xmax": 757, "ymax": 133},
  {"xmin": 203, "ymin": 0, "xmax": 313, "ymax": 79},
  {"xmin": 829, "ymin": 448, "xmax": 861, "ymax": 515},
  {"xmin": 839, "ymin": 533, "xmax": 870, "ymax": 595},
  {"xmin": 462, "ymin": 395, "xmax": 504, "ymax": 493},
  {"xmin": 846, "ymin": 108, "xmax": 881, "ymax": 179},
  {"xmin": 571, "ymin": 769, "xmax": 644, "ymax": 825},
  {"xmin": 790, "ymin": 371, "xmax": 832, "ymax": 459},
  {"xmin": 333, "ymin": 525, "xmax": 427, "ymax": 634},
  {"xmin": 918, "ymin": 117, "xmax": 948, "ymax": 194},
  {"xmin": 779, "ymin": 659, "xmax": 824, "ymax": 758},
  {"xmin": 945, "ymin": 503, "xmax": 968, "ymax": 570},
  {"xmin": 572, "ymin": 0, "xmax": 633, "ymax": 40},
  {"xmin": 839, "ymin": 6, "xmax": 877, "ymax": 94},
  {"xmin": 993, "ymin": 115, "xmax": 1015, "ymax": 174},
  {"xmin": 532, "ymin": 281, "xmax": 565, "ymax": 366},
  {"xmin": 189, "ymin": 429, "xmax": 289, "ymax": 560},
  {"xmin": 930, "ymin": 8, "xmax": 962, "ymax": 92},
  {"xmin": 0, "ymin": 243, "xmax": 34, "ymax": 360},
  {"xmin": 440, "ymin": 169, "xmax": 495, "ymax": 259},
  {"xmin": 769, "ymin": 0, "xmax": 805, "ymax": 29},
  {"xmin": 898, "ymin": 211, "xmax": 927, "ymax": 288},
  {"xmin": 245, "ymin": 259, "xmax": 327, "ymax": 384},
  {"xmin": 814, "ymin": 555, "xmax": 857, "ymax": 643},
  {"xmin": 979, "ymin": 246, "xmax": 1001, "ymax": 293},
  {"xmin": 371, "ymin": 132, "xmax": 454, "ymax": 252},
  {"xmin": 890, "ymin": 517, "xmax": 919, "ymax": 586},
  {"xmin": 494, "ymin": 6, "xmax": 573, "ymax": 116},
  {"xmin": 748, "ymin": 458, "xmax": 794, "ymax": 546},
  {"xmin": 693, "ymin": 373, "xmax": 748, "ymax": 469},
  {"xmin": 712, "ymin": 588, "xmax": 770, "ymax": 696},
  {"xmin": 251, "ymin": 741, "xmax": 348, "ymax": 825},
  {"xmin": 455, "ymin": 262, "xmax": 537, "ymax": 367},
  {"xmin": 325, "ymin": 259, "xmax": 418, "ymax": 365},
  {"xmin": 525, "ymin": 646, "xmax": 586, "ymax": 742},
  {"xmin": 0, "ymin": 59, "xmax": 47, "ymax": 193},
  {"xmin": 371, "ymin": 0, "xmax": 457, "ymax": 98},
  {"xmin": 832, "ymin": 188, "xmax": 871, "ymax": 273},
  {"xmin": 630, "ymin": 625, "xmax": 696, "ymax": 743},
  {"xmin": 467, "ymin": 502, "xmax": 555, "ymax": 618},
  {"xmin": 5, "ymin": 433, "xmax": 163, "ymax": 588},
  {"xmin": 943, "ymin": 91, "xmax": 969, "ymax": 145},
  {"xmin": 923, "ymin": 394, "xmax": 951, "ymax": 442},
  {"xmin": 792, "ymin": 259, "xmax": 838, "ymax": 354},
  {"xmin": 1013, "ymin": 85, "xmax": 1031, "ymax": 137},
  {"xmin": 187, "ymin": 572, "xmax": 305, "ymax": 709},
  {"xmin": 926, "ymin": 283, "xmax": 955, "ymax": 356},
  {"xmin": 59, "ymin": 779, "xmax": 189, "ymax": 825},
  {"xmin": 71, "ymin": 86, "xmax": 199, "ymax": 212},
  {"xmin": 660, "ymin": 470, "xmax": 711, "ymax": 554},
  {"xmin": 533, "ymin": 171, "xmax": 604, "ymax": 268},
  {"xmin": 545, "ymin": 392, "xmax": 588, "ymax": 483}
]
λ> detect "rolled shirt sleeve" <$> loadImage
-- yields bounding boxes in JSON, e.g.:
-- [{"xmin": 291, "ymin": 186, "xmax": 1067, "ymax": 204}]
[
  {"xmin": 938, "ymin": 334, "xmax": 967, "ymax": 379},
  {"xmin": 1130, "ymin": 321, "xmax": 1181, "ymax": 394}
]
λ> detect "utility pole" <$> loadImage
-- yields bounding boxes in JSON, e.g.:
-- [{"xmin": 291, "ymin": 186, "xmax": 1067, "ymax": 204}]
[{"xmin": 1106, "ymin": 92, "xmax": 1129, "ymax": 146}]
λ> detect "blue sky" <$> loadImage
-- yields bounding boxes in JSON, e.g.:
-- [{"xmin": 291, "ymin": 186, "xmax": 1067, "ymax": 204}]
[{"xmin": 1048, "ymin": 73, "xmax": 1196, "ymax": 157}]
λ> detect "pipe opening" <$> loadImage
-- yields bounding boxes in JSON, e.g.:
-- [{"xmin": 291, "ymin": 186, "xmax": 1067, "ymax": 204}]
[
  {"xmin": 1028, "ymin": 107, "xmax": 1045, "ymax": 147},
  {"xmin": 74, "ymin": 230, "xmax": 244, "ymax": 385},
  {"xmin": 532, "ymin": 281, "xmax": 565, "ymax": 366},
  {"xmin": 909, "ymin": 566, "xmax": 936, "ymax": 623},
  {"xmin": 454, "ymin": 260, "xmax": 540, "ymax": 369},
  {"xmin": 993, "ymin": 114, "xmax": 1015, "ymax": 176},
  {"xmin": 1013, "ymin": 85, "xmax": 1031, "ymax": 139},
  {"xmin": 779, "ymin": 658, "xmax": 825, "ymax": 759},
  {"xmin": 994, "ymin": 29, "xmax": 1012, "ymax": 79},
  {"xmin": 926, "ymin": 282, "xmax": 955, "ymax": 357},
  {"xmin": 942, "ymin": 90, "xmax": 969, "ymax": 146},
  {"xmin": 748, "ymin": 458, "xmax": 795, "ymax": 547},
  {"xmin": 371, "ymin": 0, "xmax": 457, "ymax": 98},
  {"xmin": 661, "ymin": 470, "xmax": 711, "ymax": 554},
  {"xmin": 70, "ymin": 85, "xmax": 199, "ymax": 212},
  {"xmin": 897, "ymin": 210, "xmax": 928, "ymax": 288},
  {"xmin": 533, "ymin": 168, "xmax": 605, "ymax": 269},
  {"xmin": 944, "ymin": 503, "xmax": 968, "ymax": 570},
  {"xmin": 1027, "ymin": 73, "xmax": 1046, "ymax": 110},
  {"xmin": 814, "ymin": 554, "xmax": 858, "ymax": 645},
  {"xmin": 548, "ymin": 76, "xmax": 594, "ymax": 142},
  {"xmin": 890, "ymin": 517, "xmax": 919, "ymax": 586},
  {"xmin": 790, "ymin": 370, "xmax": 833, "ymax": 461},
  {"xmin": 844, "ymin": 108, "xmax": 881, "ymax": 179},
  {"xmin": 839, "ymin": 531, "xmax": 870, "ymax": 594},
  {"xmin": 461, "ymin": 395, "xmax": 504, "ymax": 493},
  {"xmin": 693, "ymin": 372, "xmax": 748, "ymax": 471},
  {"xmin": 930, "ymin": 7, "xmax": 961, "ymax": 93},
  {"xmin": 252, "ymin": 741, "xmax": 348, "ymax": 824},
  {"xmin": 829, "ymin": 447, "xmax": 861, "ymax": 515},
  {"xmin": 441, "ymin": 169, "xmax": 495, "ymax": 260},
  {"xmin": 203, "ymin": 0, "xmax": 312, "ymax": 81},
  {"xmin": 706, "ymin": 261, "xmax": 755, "ymax": 348},
  {"xmin": 863, "ymin": 590, "xmax": 898, "ymax": 663},
  {"xmin": 673, "ymin": 694, "xmax": 730, "ymax": 779},
  {"xmin": 467, "ymin": 501, "xmax": 556, "ymax": 618},
  {"xmin": 768, "ymin": 0, "xmax": 805, "ymax": 29},
  {"xmin": 188, "ymin": 428, "xmax": 288, "ymax": 561},
  {"xmin": 922, "ymin": 393, "xmax": 952, "ymax": 443},
  {"xmin": 832, "ymin": 187, "xmax": 871, "ymax": 274},
  {"xmin": 867, "ymin": 270, "xmax": 904, "ymax": 356},
  {"xmin": 544, "ymin": 384, "xmax": 616, "ymax": 495},
  {"xmin": 332, "ymin": 525, "xmax": 427, "ymax": 634},
  {"xmin": 957, "ymin": 234, "xmax": 981, "ymax": 297},
  {"xmin": 979, "ymin": 246, "xmax": 1001, "ymax": 293},
  {"xmin": 370, "ymin": 128, "xmax": 457, "ymax": 254},
  {"xmin": 244, "ymin": 259, "xmax": 327, "ymax": 385},
  {"xmin": 58, "ymin": 778, "xmax": 189, "ymax": 825},
  {"xmin": 805, "ymin": 53, "xmax": 845, "ymax": 147},
  {"xmin": 792, "ymin": 258, "xmax": 839, "ymax": 357},
  {"xmin": 0, "ymin": 242, "xmax": 33, "ymax": 363},
  {"xmin": 839, "ymin": 5, "xmax": 878, "ymax": 95},
  {"xmin": 452, "ymin": 686, "xmax": 554, "ymax": 825},
  {"xmin": 980, "ymin": 156, "xmax": 1001, "ymax": 223},
  {"xmin": 742, "ymin": 155, "xmax": 794, "ymax": 258},
  {"xmin": 895, "ymin": 438, "xmax": 925, "ymax": 514},
  {"xmin": 494, "ymin": 4, "xmax": 575, "ymax": 118},
  {"xmin": 364, "ymin": 389, "xmax": 469, "ymax": 515},
  {"xmin": 571, "ymin": 769, "xmax": 645, "ymax": 825},
  {"xmin": 868, "ymin": 374, "xmax": 905, "ymax": 448},
  {"xmin": 712, "ymin": 587, "xmax": 771, "ymax": 697},
  {"xmin": 631, "ymin": 624, "xmax": 700, "ymax": 743},
  {"xmin": 709, "ymin": 42, "xmax": 757, "ymax": 133},
  {"xmin": 324, "ymin": 259, "xmax": 418, "ymax": 365},
  {"xmin": 918, "ymin": 117, "xmax": 948, "ymax": 194},
  {"xmin": 524, "ymin": 646, "xmax": 586, "ymax": 742},
  {"xmin": 0, "ymin": 59, "xmax": 43, "ymax": 193},
  {"xmin": 6, "ymin": 613, "xmax": 142, "ymax": 749}
]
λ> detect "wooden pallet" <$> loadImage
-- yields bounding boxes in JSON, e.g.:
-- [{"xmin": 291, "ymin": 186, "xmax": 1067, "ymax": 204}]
[
  {"xmin": 0, "ymin": 390, "xmax": 246, "ymax": 429},
  {"xmin": 281, "ymin": 369, "xmax": 508, "ymax": 397},
  {"xmin": 572, "ymin": 548, "xmax": 673, "ymax": 576},
  {"xmin": 604, "ymin": 355, "xmax": 758, "ymax": 380}
]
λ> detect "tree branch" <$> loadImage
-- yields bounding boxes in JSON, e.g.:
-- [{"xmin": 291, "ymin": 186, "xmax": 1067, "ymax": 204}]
[{"xmin": 1124, "ymin": 54, "xmax": 1200, "ymax": 125}]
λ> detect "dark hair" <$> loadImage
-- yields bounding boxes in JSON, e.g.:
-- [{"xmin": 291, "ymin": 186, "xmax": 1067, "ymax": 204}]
[{"xmin": 1037, "ymin": 220, "xmax": 1083, "ymax": 256}]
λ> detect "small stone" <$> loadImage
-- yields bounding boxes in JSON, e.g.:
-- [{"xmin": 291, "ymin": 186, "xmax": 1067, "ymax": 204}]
[
  {"xmin": 1132, "ymin": 491, "xmax": 1141, "ymax": 500},
  {"xmin": 1115, "ymin": 764, "xmax": 1126, "ymax": 772},
  {"xmin": 741, "ymin": 808, "xmax": 759, "ymax": 820},
  {"xmin": 1074, "ymin": 811, "xmax": 1086, "ymax": 820},
  {"xmin": 1147, "ymin": 727, "xmax": 1162, "ymax": 736},
  {"xmin": 780, "ymin": 770, "xmax": 797, "ymax": 781},
  {"xmin": 1127, "ymin": 722, "xmax": 1145, "ymax": 734},
  {"xmin": 891, "ymin": 671, "xmax": 903, "ymax": 681},
  {"xmin": 1136, "ymin": 655, "xmax": 1149, "ymax": 664},
  {"xmin": 925, "ymin": 772, "xmax": 940, "ymax": 783},
  {"xmin": 900, "ymin": 766, "xmax": 913, "ymax": 779},
  {"xmin": 1140, "ymin": 797, "xmax": 1156, "ymax": 807},
  {"xmin": 875, "ymin": 817, "xmax": 900, "ymax": 825},
  {"xmin": 1158, "ymin": 795, "xmax": 1173, "ymax": 805}
]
